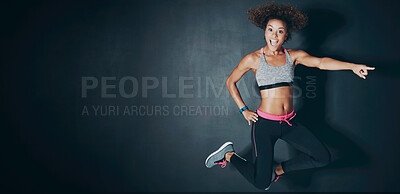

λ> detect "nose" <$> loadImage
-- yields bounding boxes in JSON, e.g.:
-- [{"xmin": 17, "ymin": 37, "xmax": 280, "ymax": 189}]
[{"xmin": 272, "ymin": 31, "xmax": 278, "ymax": 38}]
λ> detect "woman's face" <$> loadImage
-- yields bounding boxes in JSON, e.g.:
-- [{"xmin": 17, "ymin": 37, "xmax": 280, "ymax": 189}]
[{"xmin": 264, "ymin": 19, "xmax": 288, "ymax": 51}]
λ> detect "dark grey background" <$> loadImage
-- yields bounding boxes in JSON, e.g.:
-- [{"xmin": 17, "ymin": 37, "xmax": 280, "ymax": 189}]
[{"xmin": 2, "ymin": 0, "xmax": 400, "ymax": 192}]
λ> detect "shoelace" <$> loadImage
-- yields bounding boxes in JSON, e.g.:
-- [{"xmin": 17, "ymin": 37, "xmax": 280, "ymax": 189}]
[
  {"xmin": 215, "ymin": 159, "xmax": 227, "ymax": 168},
  {"xmin": 279, "ymin": 112, "xmax": 297, "ymax": 126},
  {"xmin": 273, "ymin": 175, "xmax": 281, "ymax": 182}
]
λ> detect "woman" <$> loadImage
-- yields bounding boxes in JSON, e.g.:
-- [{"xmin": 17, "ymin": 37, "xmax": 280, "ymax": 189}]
[{"xmin": 204, "ymin": 2, "xmax": 375, "ymax": 191}]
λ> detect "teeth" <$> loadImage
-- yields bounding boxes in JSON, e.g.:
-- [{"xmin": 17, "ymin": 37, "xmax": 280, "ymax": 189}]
[{"xmin": 270, "ymin": 40, "xmax": 278, "ymax": 46}]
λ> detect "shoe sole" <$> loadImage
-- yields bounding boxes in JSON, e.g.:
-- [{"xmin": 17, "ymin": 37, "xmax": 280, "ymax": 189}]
[
  {"xmin": 265, "ymin": 184, "xmax": 272, "ymax": 191},
  {"xmin": 205, "ymin": 141, "xmax": 233, "ymax": 168}
]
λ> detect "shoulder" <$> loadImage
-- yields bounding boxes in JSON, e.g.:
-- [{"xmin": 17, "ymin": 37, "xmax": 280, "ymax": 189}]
[
  {"xmin": 285, "ymin": 49, "xmax": 309, "ymax": 66},
  {"xmin": 285, "ymin": 49, "xmax": 307, "ymax": 57},
  {"xmin": 238, "ymin": 49, "xmax": 261, "ymax": 69},
  {"xmin": 285, "ymin": 49, "xmax": 310, "ymax": 62},
  {"xmin": 285, "ymin": 49, "xmax": 321, "ymax": 67}
]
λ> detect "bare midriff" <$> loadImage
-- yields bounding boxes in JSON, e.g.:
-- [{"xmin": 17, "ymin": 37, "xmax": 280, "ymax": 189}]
[{"xmin": 258, "ymin": 86, "xmax": 293, "ymax": 116}]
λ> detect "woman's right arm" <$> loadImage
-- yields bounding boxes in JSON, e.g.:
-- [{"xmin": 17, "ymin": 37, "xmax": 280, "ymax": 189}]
[{"xmin": 226, "ymin": 54, "xmax": 259, "ymax": 125}]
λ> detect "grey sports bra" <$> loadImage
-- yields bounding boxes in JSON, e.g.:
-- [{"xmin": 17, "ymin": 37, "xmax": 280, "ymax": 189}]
[{"xmin": 255, "ymin": 47, "xmax": 295, "ymax": 90}]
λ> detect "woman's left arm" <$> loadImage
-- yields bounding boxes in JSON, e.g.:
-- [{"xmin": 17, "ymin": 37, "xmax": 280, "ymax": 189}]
[{"xmin": 294, "ymin": 50, "xmax": 375, "ymax": 79}]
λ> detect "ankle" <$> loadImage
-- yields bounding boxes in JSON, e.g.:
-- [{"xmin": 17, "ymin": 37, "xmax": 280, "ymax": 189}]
[
  {"xmin": 275, "ymin": 164, "xmax": 285, "ymax": 176},
  {"xmin": 225, "ymin": 152, "xmax": 235, "ymax": 162},
  {"xmin": 275, "ymin": 169, "xmax": 284, "ymax": 176}
]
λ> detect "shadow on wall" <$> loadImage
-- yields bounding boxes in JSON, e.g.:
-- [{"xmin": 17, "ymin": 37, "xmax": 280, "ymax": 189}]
[{"xmin": 288, "ymin": 8, "xmax": 371, "ymax": 189}]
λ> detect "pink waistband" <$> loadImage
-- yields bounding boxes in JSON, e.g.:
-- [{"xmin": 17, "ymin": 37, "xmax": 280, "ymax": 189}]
[{"xmin": 256, "ymin": 109, "xmax": 296, "ymax": 126}]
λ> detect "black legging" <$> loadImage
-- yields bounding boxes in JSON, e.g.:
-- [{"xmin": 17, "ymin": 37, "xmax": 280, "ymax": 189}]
[{"xmin": 230, "ymin": 111, "xmax": 332, "ymax": 190}]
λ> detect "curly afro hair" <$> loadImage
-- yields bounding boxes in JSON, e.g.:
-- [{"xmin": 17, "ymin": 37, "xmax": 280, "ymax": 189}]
[{"xmin": 247, "ymin": 2, "xmax": 308, "ymax": 42}]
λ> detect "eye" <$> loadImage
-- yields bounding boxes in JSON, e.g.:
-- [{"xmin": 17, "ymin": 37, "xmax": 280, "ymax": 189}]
[
  {"xmin": 279, "ymin": 30, "xmax": 284, "ymax": 34},
  {"xmin": 267, "ymin": 28, "xmax": 272, "ymax": 32}
]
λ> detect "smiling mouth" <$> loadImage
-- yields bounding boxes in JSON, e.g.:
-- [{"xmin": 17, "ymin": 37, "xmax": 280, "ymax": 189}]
[{"xmin": 270, "ymin": 40, "xmax": 278, "ymax": 46}]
